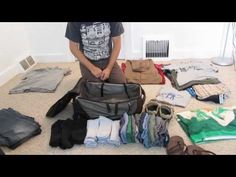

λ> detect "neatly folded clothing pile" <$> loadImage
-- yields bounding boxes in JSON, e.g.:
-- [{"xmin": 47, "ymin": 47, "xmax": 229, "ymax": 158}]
[
  {"xmin": 135, "ymin": 100, "xmax": 173, "ymax": 148},
  {"xmin": 50, "ymin": 118, "xmax": 87, "ymax": 149},
  {"xmin": 192, "ymin": 83, "xmax": 230, "ymax": 104},
  {"xmin": 0, "ymin": 108, "xmax": 41, "ymax": 149},
  {"xmin": 163, "ymin": 61, "xmax": 220, "ymax": 90},
  {"xmin": 163, "ymin": 61, "xmax": 231, "ymax": 104},
  {"xmin": 9, "ymin": 67, "xmax": 71, "ymax": 94},
  {"xmin": 156, "ymin": 86, "xmax": 192, "ymax": 108},
  {"xmin": 176, "ymin": 106, "xmax": 236, "ymax": 144},
  {"xmin": 121, "ymin": 59, "xmax": 165, "ymax": 84},
  {"xmin": 84, "ymin": 116, "xmax": 121, "ymax": 147},
  {"xmin": 119, "ymin": 112, "xmax": 138, "ymax": 144},
  {"xmin": 84, "ymin": 118, "xmax": 99, "ymax": 148}
]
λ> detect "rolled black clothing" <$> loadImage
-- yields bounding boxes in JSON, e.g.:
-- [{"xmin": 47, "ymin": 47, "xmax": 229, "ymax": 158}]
[
  {"xmin": 0, "ymin": 108, "xmax": 41, "ymax": 149},
  {"xmin": 66, "ymin": 118, "xmax": 87, "ymax": 145},
  {"xmin": 60, "ymin": 119, "xmax": 87, "ymax": 149},
  {"xmin": 71, "ymin": 128, "xmax": 87, "ymax": 145},
  {"xmin": 49, "ymin": 120, "xmax": 64, "ymax": 147},
  {"xmin": 49, "ymin": 118, "xmax": 87, "ymax": 149},
  {"xmin": 60, "ymin": 120, "xmax": 74, "ymax": 149}
]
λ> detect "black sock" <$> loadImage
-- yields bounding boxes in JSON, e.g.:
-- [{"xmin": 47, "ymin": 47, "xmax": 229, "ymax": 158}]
[
  {"xmin": 60, "ymin": 118, "xmax": 87, "ymax": 148},
  {"xmin": 49, "ymin": 120, "xmax": 63, "ymax": 147},
  {"xmin": 71, "ymin": 118, "xmax": 87, "ymax": 145},
  {"xmin": 60, "ymin": 119, "xmax": 74, "ymax": 149},
  {"xmin": 50, "ymin": 118, "xmax": 87, "ymax": 149}
]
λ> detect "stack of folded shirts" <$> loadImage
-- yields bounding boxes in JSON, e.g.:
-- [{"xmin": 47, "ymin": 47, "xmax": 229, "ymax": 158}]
[
  {"xmin": 84, "ymin": 116, "xmax": 121, "ymax": 147},
  {"xmin": 193, "ymin": 83, "xmax": 230, "ymax": 104}
]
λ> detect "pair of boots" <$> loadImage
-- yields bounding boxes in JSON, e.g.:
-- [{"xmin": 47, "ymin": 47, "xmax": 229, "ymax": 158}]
[
  {"xmin": 145, "ymin": 99, "xmax": 174, "ymax": 121},
  {"xmin": 144, "ymin": 99, "xmax": 174, "ymax": 147}
]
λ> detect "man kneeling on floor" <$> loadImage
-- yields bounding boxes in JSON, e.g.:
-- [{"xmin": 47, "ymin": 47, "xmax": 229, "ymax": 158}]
[{"xmin": 65, "ymin": 22, "xmax": 126, "ymax": 83}]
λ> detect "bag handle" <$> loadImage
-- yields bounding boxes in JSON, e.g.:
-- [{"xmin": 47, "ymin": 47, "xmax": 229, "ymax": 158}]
[
  {"xmin": 101, "ymin": 82, "xmax": 105, "ymax": 97},
  {"xmin": 100, "ymin": 82, "xmax": 130, "ymax": 99},
  {"xmin": 123, "ymin": 83, "xmax": 130, "ymax": 99},
  {"xmin": 106, "ymin": 103, "xmax": 112, "ymax": 113},
  {"xmin": 115, "ymin": 103, "xmax": 118, "ymax": 115}
]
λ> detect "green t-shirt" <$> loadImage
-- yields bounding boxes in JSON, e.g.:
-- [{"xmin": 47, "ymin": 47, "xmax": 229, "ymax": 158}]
[{"xmin": 177, "ymin": 107, "xmax": 236, "ymax": 144}]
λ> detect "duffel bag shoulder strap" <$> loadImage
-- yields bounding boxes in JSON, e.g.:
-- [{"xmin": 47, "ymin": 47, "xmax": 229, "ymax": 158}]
[
  {"xmin": 136, "ymin": 85, "xmax": 146, "ymax": 113},
  {"xmin": 46, "ymin": 77, "xmax": 85, "ymax": 117},
  {"xmin": 123, "ymin": 83, "xmax": 130, "ymax": 99}
]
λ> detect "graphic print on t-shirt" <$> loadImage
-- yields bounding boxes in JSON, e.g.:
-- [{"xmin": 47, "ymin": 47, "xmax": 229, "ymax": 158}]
[{"xmin": 80, "ymin": 22, "xmax": 111, "ymax": 60}]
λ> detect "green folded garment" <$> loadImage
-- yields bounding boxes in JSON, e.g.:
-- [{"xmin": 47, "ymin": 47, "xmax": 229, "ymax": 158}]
[
  {"xmin": 177, "ymin": 107, "xmax": 236, "ymax": 144},
  {"xmin": 126, "ymin": 115, "xmax": 135, "ymax": 143}
]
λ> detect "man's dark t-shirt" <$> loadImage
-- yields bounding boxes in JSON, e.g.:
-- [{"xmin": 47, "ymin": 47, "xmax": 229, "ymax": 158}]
[{"xmin": 65, "ymin": 22, "xmax": 124, "ymax": 61}]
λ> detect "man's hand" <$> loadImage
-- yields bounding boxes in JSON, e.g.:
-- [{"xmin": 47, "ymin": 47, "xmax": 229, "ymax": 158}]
[
  {"xmin": 90, "ymin": 66, "xmax": 103, "ymax": 79},
  {"xmin": 100, "ymin": 36, "xmax": 121, "ymax": 81},
  {"xmin": 101, "ymin": 67, "xmax": 112, "ymax": 81}
]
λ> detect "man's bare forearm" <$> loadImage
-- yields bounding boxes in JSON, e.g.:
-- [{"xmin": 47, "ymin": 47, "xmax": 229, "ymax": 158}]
[{"xmin": 106, "ymin": 36, "xmax": 121, "ymax": 70}]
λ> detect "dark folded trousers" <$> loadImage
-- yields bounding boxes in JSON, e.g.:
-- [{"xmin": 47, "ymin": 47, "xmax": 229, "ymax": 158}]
[
  {"xmin": 0, "ymin": 108, "xmax": 41, "ymax": 149},
  {"xmin": 49, "ymin": 118, "xmax": 87, "ymax": 149}
]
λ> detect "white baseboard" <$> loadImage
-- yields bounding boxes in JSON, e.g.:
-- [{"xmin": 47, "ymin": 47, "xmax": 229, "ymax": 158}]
[
  {"xmin": 32, "ymin": 53, "xmax": 75, "ymax": 63},
  {"xmin": 0, "ymin": 64, "xmax": 22, "ymax": 87}
]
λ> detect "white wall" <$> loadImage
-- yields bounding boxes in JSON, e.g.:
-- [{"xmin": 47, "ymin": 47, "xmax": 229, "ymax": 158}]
[
  {"xmin": 222, "ymin": 23, "xmax": 235, "ymax": 58},
  {"xmin": 0, "ymin": 22, "xmax": 30, "ymax": 86},
  {"xmin": 24, "ymin": 22, "xmax": 126, "ymax": 61},
  {"xmin": 0, "ymin": 22, "xmax": 232, "ymax": 86},
  {"xmin": 24, "ymin": 22, "xmax": 74, "ymax": 62},
  {"xmin": 0, "ymin": 23, "xmax": 30, "ymax": 71},
  {"xmin": 23, "ymin": 22, "xmax": 228, "ymax": 61},
  {"xmin": 123, "ymin": 22, "xmax": 227, "ymax": 59}
]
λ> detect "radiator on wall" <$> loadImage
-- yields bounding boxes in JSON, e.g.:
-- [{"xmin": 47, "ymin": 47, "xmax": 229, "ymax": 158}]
[{"xmin": 143, "ymin": 36, "xmax": 170, "ymax": 60}]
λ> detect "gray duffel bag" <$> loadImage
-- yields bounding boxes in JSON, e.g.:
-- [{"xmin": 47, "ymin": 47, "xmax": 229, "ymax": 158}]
[{"xmin": 46, "ymin": 78, "xmax": 146, "ymax": 120}]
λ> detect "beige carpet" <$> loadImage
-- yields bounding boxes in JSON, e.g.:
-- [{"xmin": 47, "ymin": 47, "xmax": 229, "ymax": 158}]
[{"xmin": 1, "ymin": 59, "xmax": 236, "ymax": 155}]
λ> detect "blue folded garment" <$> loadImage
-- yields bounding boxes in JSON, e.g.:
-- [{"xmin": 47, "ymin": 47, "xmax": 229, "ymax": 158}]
[
  {"xmin": 97, "ymin": 116, "xmax": 112, "ymax": 144},
  {"xmin": 119, "ymin": 113, "xmax": 129, "ymax": 144},
  {"xmin": 186, "ymin": 87, "xmax": 196, "ymax": 97},
  {"xmin": 84, "ymin": 137, "xmax": 97, "ymax": 148},
  {"xmin": 108, "ymin": 120, "xmax": 121, "ymax": 147},
  {"xmin": 84, "ymin": 119, "xmax": 99, "ymax": 148}
]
